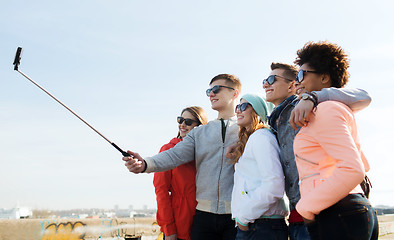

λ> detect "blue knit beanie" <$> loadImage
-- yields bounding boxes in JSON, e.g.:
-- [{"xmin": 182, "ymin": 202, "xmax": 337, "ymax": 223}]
[{"xmin": 240, "ymin": 93, "xmax": 273, "ymax": 124}]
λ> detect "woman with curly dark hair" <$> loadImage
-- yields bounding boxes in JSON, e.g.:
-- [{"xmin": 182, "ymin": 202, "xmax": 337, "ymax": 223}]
[{"xmin": 293, "ymin": 41, "xmax": 378, "ymax": 240}]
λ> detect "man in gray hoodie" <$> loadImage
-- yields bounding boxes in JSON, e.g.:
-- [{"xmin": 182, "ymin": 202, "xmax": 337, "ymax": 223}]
[{"xmin": 123, "ymin": 74, "xmax": 241, "ymax": 240}]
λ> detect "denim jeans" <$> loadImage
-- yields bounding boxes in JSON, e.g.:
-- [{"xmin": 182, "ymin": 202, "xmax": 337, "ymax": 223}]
[
  {"xmin": 235, "ymin": 218, "xmax": 288, "ymax": 240},
  {"xmin": 289, "ymin": 222, "xmax": 310, "ymax": 240},
  {"xmin": 163, "ymin": 234, "xmax": 184, "ymax": 240},
  {"xmin": 191, "ymin": 210, "xmax": 237, "ymax": 240},
  {"xmin": 306, "ymin": 194, "xmax": 378, "ymax": 240}
]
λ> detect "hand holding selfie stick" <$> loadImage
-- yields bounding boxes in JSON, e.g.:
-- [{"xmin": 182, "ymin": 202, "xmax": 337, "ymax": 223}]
[{"xmin": 13, "ymin": 47, "xmax": 131, "ymax": 157}]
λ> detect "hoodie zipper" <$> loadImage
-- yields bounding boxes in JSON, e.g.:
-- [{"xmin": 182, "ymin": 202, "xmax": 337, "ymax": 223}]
[
  {"xmin": 295, "ymin": 154, "xmax": 320, "ymax": 185},
  {"xmin": 216, "ymin": 119, "xmax": 228, "ymax": 212},
  {"xmin": 216, "ymin": 142, "xmax": 225, "ymax": 212},
  {"xmin": 299, "ymin": 173, "xmax": 320, "ymax": 185},
  {"xmin": 296, "ymin": 154, "xmax": 319, "ymax": 165}
]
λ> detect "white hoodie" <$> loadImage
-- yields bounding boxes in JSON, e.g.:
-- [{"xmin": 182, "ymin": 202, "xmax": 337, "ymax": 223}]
[{"xmin": 231, "ymin": 128, "xmax": 288, "ymax": 225}]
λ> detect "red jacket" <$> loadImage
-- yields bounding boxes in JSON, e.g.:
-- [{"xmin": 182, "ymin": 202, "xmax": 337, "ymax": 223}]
[{"xmin": 153, "ymin": 137, "xmax": 197, "ymax": 240}]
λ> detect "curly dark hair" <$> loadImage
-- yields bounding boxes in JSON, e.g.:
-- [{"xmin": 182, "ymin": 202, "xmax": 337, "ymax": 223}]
[{"xmin": 294, "ymin": 41, "xmax": 350, "ymax": 88}]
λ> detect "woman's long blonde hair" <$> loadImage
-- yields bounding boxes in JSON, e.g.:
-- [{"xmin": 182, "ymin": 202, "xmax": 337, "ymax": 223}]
[{"xmin": 232, "ymin": 109, "xmax": 268, "ymax": 164}]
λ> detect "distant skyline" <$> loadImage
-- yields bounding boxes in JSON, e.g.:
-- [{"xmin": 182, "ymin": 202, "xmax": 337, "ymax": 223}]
[{"xmin": 1, "ymin": 0, "xmax": 393, "ymax": 210}]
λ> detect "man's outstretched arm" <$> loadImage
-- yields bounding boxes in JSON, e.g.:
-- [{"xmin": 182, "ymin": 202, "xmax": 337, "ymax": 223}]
[{"xmin": 122, "ymin": 128, "xmax": 197, "ymax": 173}]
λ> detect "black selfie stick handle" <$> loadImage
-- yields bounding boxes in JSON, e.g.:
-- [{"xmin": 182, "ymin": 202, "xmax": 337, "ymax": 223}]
[{"xmin": 112, "ymin": 143, "xmax": 131, "ymax": 157}]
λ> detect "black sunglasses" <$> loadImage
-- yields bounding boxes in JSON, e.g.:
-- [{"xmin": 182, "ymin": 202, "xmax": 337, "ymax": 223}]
[
  {"xmin": 177, "ymin": 116, "xmax": 199, "ymax": 126},
  {"xmin": 296, "ymin": 69, "xmax": 320, "ymax": 83},
  {"xmin": 206, "ymin": 85, "xmax": 235, "ymax": 96},
  {"xmin": 262, "ymin": 75, "xmax": 294, "ymax": 86},
  {"xmin": 235, "ymin": 102, "xmax": 251, "ymax": 113}
]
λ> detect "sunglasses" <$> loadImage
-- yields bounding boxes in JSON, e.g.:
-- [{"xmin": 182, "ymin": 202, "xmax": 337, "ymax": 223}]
[
  {"xmin": 206, "ymin": 85, "xmax": 235, "ymax": 96},
  {"xmin": 296, "ymin": 69, "xmax": 320, "ymax": 83},
  {"xmin": 177, "ymin": 116, "xmax": 199, "ymax": 126},
  {"xmin": 235, "ymin": 102, "xmax": 251, "ymax": 113},
  {"xmin": 262, "ymin": 75, "xmax": 294, "ymax": 86}
]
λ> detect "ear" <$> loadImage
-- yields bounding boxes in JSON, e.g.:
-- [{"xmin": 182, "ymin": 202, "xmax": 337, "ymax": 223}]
[
  {"xmin": 288, "ymin": 81, "xmax": 297, "ymax": 93},
  {"xmin": 233, "ymin": 89, "xmax": 240, "ymax": 98},
  {"xmin": 321, "ymin": 74, "xmax": 331, "ymax": 84}
]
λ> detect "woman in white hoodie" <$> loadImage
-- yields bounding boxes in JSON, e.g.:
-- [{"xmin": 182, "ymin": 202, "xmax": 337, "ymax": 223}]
[{"xmin": 230, "ymin": 93, "xmax": 288, "ymax": 240}]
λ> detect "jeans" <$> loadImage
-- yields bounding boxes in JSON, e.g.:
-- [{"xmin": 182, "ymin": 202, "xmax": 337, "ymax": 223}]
[
  {"xmin": 235, "ymin": 218, "xmax": 288, "ymax": 240},
  {"xmin": 289, "ymin": 222, "xmax": 310, "ymax": 240},
  {"xmin": 163, "ymin": 234, "xmax": 184, "ymax": 240},
  {"xmin": 306, "ymin": 194, "xmax": 379, "ymax": 240},
  {"xmin": 191, "ymin": 210, "xmax": 237, "ymax": 240}
]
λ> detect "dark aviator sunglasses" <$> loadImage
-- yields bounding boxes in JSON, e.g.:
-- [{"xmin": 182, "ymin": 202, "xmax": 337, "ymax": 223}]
[
  {"xmin": 262, "ymin": 75, "xmax": 294, "ymax": 86},
  {"xmin": 296, "ymin": 69, "xmax": 320, "ymax": 83},
  {"xmin": 177, "ymin": 116, "xmax": 199, "ymax": 126},
  {"xmin": 206, "ymin": 85, "xmax": 235, "ymax": 96},
  {"xmin": 235, "ymin": 102, "xmax": 251, "ymax": 113}
]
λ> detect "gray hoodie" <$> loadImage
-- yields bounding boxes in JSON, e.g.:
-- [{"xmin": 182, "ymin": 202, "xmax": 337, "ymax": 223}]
[{"xmin": 145, "ymin": 116, "xmax": 239, "ymax": 214}]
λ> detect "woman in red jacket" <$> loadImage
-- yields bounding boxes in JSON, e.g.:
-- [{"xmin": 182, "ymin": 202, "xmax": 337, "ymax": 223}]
[{"xmin": 153, "ymin": 106, "xmax": 208, "ymax": 240}]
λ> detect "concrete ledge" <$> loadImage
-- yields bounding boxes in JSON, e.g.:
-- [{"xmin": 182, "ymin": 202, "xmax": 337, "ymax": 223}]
[
  {"xmin": 380, "ymin": 222, "xmax": 394, "ymax": 235},
  {"xmin": 0, "ymin": 217, "xmax": 160, "ymax": 240},
  {"xmin": 379, "ymin": 215, "xmax": 394, "ymax": 235},
  {"xmin": 0, "ymin": 216, "xmax": 392, "ymax": 239}
]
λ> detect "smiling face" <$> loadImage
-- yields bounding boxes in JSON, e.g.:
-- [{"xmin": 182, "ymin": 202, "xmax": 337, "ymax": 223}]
[
  {"xmin": 178, "ymin": 110, "xmax": 200, "ymax": 138},
  {"xmin": 208, "ymin": 79, "xmax": 237, "ymax": 112},
  {"xmin": 236, "ymin": 99, "xmax": 254, "ymax": 128},
  {"xmin": 296, "ymin": 63, "xmax": 328, "ymax": 95},
  {"xmin": 263, "ymin": 68, "xmax": 296, "ymax": 106}
]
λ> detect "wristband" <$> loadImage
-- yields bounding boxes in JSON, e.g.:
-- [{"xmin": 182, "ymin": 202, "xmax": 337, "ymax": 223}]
[
  {"xmin": 301, "ymin": 92, "xmax": 318, "ymax": 109},
  {"xmin": 141, "ymin": 160, "xmax": 148, "ymax": 173}
]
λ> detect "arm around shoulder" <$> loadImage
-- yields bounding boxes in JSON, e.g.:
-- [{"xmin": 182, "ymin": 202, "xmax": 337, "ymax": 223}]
[{"xmin": 313, "ymin": 87, "xmax": 371, "ymax": 112}]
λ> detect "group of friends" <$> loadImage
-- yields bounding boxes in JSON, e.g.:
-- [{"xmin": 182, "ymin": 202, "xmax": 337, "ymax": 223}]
[{"xmin": 122, "ymin": 41, "xmax": 379, "ymax": 240}]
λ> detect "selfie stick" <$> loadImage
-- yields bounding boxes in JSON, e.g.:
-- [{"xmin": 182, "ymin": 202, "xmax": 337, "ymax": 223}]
[{"xmin": 13, "ymin": 47, "xmax": 130, "ymax": 157}]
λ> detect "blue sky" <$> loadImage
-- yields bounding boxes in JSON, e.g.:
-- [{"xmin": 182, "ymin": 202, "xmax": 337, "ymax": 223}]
[{"xmin": 1, "ymin": 0, "xmax": 393, "ymax": 210}]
